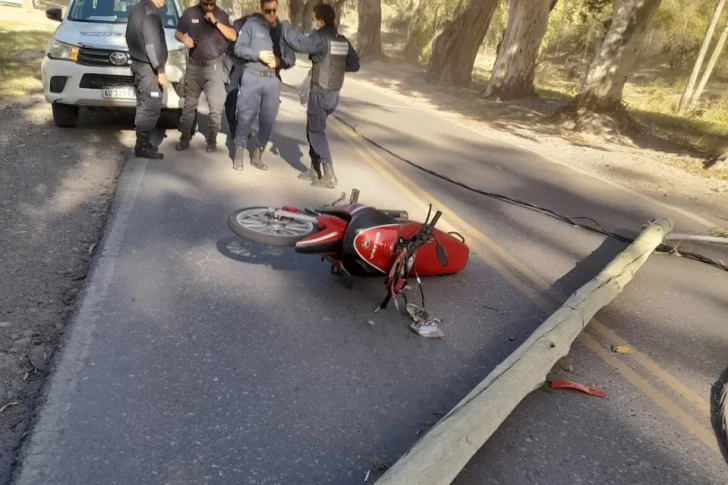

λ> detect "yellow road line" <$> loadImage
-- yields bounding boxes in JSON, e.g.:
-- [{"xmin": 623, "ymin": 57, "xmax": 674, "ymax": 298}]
[
  {"xmin": 332, "ymin": 120, "xmax": 715, "ymax": 438},
  {"xmin": 579, "ymin": 333, "xmax": 720, "ymax": 453}
]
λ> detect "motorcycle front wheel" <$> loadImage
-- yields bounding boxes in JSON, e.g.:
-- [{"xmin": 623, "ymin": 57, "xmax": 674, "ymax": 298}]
[{"xmin": 227, "ymin": 207, "xmax": 318, "ymax": 247}]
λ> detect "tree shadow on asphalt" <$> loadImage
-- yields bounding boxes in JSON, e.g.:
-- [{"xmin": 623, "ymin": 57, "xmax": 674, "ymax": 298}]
[
  {"xmin": 325, "ymin": 109, "xmax": 728, "ymax": 418},
  {"xmin": 16, "ymin": 135, "xmax": 728, "ymax": 484},
  {"xmin": 47, "ymin": 209, "xmax": 728, "ymax": 484}
]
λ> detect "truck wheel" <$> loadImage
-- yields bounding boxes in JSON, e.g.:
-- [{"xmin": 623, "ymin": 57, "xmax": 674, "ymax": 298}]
[{"xmin": 52, "ymin": 104, "xmax": 79, "ymax": 128}]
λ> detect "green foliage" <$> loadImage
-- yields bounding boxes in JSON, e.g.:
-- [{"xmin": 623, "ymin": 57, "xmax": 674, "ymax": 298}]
[
  {"xmin": 578, "ymin": 0, "xmax": 610, "ymax": 22},
  {"xmin": 395, "ymin": 0, "xmax": 460, "ymax": 63}
]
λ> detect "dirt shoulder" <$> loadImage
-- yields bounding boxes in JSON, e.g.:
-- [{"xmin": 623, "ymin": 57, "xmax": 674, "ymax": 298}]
[
  {"xmin": 0, "ymin": 12, "xmax": 132, "ymax": 483},
  {"xmin": 343, "ymin": 59, "xmax": 728, "ymax": 228}
]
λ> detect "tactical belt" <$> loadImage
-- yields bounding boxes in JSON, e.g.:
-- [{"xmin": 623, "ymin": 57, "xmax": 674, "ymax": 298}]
[
  {"xmin": 246, "ymin": 69, "xmax": 279, "ymax": 78},
  {"xmin": 188, "ymin": 56, "xmax": 224, "ymax": 66}
]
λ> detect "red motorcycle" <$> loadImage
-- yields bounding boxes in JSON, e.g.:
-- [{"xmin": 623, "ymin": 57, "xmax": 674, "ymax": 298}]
[{"xmin": 227, "ymin": 189, "xmax": 470, "ymax": 338}]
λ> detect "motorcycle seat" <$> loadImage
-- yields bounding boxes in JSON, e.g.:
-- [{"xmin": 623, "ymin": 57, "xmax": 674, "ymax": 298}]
[
  {"xmin": 315, "ymin": 206, "xmax": 353, "ymax": 221},
  {"xmin": 340, "ymin": 207, "xmax": 399, "ymax": 275}
]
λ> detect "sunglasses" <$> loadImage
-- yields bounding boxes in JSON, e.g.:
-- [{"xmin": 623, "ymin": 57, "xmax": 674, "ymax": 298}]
[{"xmin": 264, "ymin": 8, "xmax": 277, "ymax": 14}]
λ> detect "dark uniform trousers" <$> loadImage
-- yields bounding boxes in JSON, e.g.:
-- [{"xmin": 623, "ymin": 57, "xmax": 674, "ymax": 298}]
[
  {"xmin": 307, "ymin": 87, "xmax": 339, "ymax": 166},
  {"xmin": 233, "ymin": 69, "xmax": 281, "ymax": 150},
  {"xmin": 225, "ymin": 74, "xmax": 248, "ymax": 137},
  {"xmin": 131, "ymin": 60, "xmax": 163, "ymax": 146},
  {"xmin": 225, "ymin": 83, "xmax": 238, "ymax": 136},
  {"xmin": 179, "ymin": 57, "xmax": 227, "ymax": 135}
]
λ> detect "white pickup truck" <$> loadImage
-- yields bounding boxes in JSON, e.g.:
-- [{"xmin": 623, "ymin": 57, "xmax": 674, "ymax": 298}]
[{"xmin": 41, "ymin": 0, "xmax": 189, "ymax": 128}]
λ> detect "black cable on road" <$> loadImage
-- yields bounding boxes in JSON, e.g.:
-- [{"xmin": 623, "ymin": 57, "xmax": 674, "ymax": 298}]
[{"xmin": 332, "ymin": 113, "xmax": 728, "ymax": 274}]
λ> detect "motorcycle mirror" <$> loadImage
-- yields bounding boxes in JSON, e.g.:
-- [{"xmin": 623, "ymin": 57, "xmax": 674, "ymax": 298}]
[{"xmin": 436, "ymin": 243, "xmax": 448, "ymax": 266}]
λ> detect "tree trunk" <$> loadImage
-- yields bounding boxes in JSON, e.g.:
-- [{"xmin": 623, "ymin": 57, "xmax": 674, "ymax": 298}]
[
  {"xmin": 332, "ymin": 0, "xmax": 346, "ymax": 27},
  {"xmin": 288, "ymin": 0, "xmax": 305, "ymax": 31},
  {"xmin": 484, "ymin": 0, "xmax": 556, "ymax": 99},
  {"xmin": 427, "ymin": 0, "xmax": 500, "ymax": 87},
  {"xmin": 678, "ymin": 0, "xmax": 726, "ymax": 113},
  {"xmin": 302, "ymin": 0, "xmax": 317, "ymax": 32},
  {"xmin": 571, "ymin": 0, "xmax": 663, "ymax": 113},
  {"xmin": 402, "ymin": 0, "xmax": 432, "ymax": 62},
  {"xmin": 692, "ymin": 23, "xmax": 728, "ymax": 108},
  {"xmin": 357, "ymin": 0, "xmax": 384, "ymax": 61}
]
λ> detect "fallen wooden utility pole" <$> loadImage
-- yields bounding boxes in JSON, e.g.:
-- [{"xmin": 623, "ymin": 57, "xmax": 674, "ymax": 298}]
[{"xmin": 373, "ymin": 217, "xmax": 674, "ymax": 485}]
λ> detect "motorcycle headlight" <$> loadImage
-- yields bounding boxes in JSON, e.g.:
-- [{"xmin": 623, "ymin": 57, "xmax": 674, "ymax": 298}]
[
  {"xmin": 46, "ymin": 39, "xmax": 79, "ymax": 62},
  {"xmin": 167, "ymin": 48, "xmax": 187, "ymax": 71}
]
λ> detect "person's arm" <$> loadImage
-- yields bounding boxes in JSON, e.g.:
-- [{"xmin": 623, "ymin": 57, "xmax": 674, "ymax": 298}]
[
  {"xmin": 207, "ymin": 10, "xmax": 236, "ymax": 42},
  {"xmin": 142, "ymin": 15, "xmax": 166, "ymax": 74},
  {"xmin": 280, "ymin": 20, "xmax": 325, "ymax": 55},
  {"xmin": 345, "ymin": 40, "xmax": 360, "ymax": 73},
  {"xmin": 174, "ymin": 10, "xmax": 194, "ymax": 48},
  {"xmin": 234, "ymin": 21, "xmax": 265, "ymax": 62},
  {"xmin": 274, "ymin": 23, "xmax": 296, "ymax": 69}
]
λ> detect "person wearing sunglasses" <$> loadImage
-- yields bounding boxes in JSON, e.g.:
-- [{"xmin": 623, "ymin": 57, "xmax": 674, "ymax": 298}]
[
  {"xmin": 230, "ymin": 0, "xmax": 295, "ymax": 172},
  {"xmin": 174, "ymin": 0, "xmax": 237, "ymax": 153},
  {"xmin": 279, "ymin": 3, "xmax": 359, "ymax": 189}
]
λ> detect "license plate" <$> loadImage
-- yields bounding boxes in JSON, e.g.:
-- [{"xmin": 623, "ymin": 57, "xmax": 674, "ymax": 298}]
[{"xmin": 102, "ymin": 86, "xmax": 136, "ymax": 99}]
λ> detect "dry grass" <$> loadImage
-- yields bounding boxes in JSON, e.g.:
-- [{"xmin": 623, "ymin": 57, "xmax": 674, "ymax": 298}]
[
  {"xmin": 462, "ymin": 48, "xmax": 728, "ymax": 179},
  {"xmin": 0, "ymin": 20, "xmax": 54, "ymax": 101}
]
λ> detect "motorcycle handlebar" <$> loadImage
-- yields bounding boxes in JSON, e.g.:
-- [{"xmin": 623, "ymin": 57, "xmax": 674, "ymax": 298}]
[{"xmin": 427, "ymin": 211, "xmax": 442, "ymax": 231}]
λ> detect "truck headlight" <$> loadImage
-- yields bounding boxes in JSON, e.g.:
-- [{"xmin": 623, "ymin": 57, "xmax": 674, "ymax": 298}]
[
  {"xmin": 167, "ymin": 48, "xmax": 187, "ymax": 71},
  {"xmin": 47, "ymin": 39, "xmax": 79, "ymax": 62}
]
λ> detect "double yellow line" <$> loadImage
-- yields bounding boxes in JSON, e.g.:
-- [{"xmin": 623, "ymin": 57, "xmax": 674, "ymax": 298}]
[{"xmin": 331, "ymin": 119, "xmax": 721, "ymax": 454}]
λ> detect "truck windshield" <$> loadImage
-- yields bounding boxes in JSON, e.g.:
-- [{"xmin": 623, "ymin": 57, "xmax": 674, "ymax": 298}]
[{"xmin": 68, "ymin": 0, "xmax": 180, "ymax": 28}]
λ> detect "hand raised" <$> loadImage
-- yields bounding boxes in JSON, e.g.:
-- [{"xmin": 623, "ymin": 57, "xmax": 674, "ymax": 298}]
[{"xmin": 258, "ymin": 50, "xmax": 275, "ymax": 64}]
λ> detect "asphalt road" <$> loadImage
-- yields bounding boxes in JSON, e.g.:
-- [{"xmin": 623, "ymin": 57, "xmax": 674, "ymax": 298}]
[{"xmin": 12, "ymin": 64, "xmax": 728, "ymax": 485}]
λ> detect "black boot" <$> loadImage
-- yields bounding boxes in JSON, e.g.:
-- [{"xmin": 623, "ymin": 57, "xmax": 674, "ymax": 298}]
[
  {"xmin": 249, "ymin": 146, "xmax": 268, "ymax": 170},
  {"xmin": 206, "ymin": 130, "xmax": 218, "ymax": 153},
  {"xmin": 135, "ymin": 133, "xmax": 163, "ymax": 159},
  {"xmin": 176, "ymin": 129, "xmax": 191, "ymax": 151},
  {"xmin": 233, "ymin": 147, "xmax": 246, "ymax": 171},
  {"xmin": 298, "ymin": 158, "xmax": 322, "ymax": 180},
  {"xmin": 312, "ymin": 163, "xmax": 337, "ymax": 189}
]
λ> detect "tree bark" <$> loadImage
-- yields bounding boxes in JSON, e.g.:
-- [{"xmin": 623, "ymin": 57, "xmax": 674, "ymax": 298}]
[
  {"xmin": 484, "ymin": 0, "xmax": 556, "ymax": 99},
  {"xmin": 357, "ymin": 0, "xmax": 384, "ymax": 61},
  {"xmin": 332, "ymin": 0, "xmax": 346, "ymax": 27},
  {"xmin": 288, "ymin": 0, "xmax": 305, "ymax": 31},
  {"xmin": 571, "ymin": 0, "xmax": 663, "ymax": 113},
  {"xmin": 678, "ymin": 0, "xmax": 726, "ymax": 113},
  {"xmin": 692, "ymin": 23, "xmax": 728, "ymax": 108},
  {"xmin": 288, "ymin": 0, "xmax": 318, "ymax": 32},
  {"xmin": 426, "ymin": 0, "xmax": 500, "ymax": 87}
]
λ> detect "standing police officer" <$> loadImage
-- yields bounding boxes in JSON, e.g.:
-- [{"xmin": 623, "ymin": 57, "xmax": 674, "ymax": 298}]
[
  {"xmin": 280, "ymin": 3, "xmax": 359, "ymax": 189},
  {"xmin": 232, "ymin": 0, "xmax": 295, "ymax": 172},
  {"xmin": 126, "ymin": 0, "xmax": 169, "ymax": 160},
  {"xmin": 174, "ymin": 0, "xmax": 237, "ymax": 153}
]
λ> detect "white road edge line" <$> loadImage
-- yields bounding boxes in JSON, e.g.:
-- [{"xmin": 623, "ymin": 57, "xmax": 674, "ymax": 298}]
[{"xmin": 13, "ymin": 156, "xmax": 149, "ymax": 485}]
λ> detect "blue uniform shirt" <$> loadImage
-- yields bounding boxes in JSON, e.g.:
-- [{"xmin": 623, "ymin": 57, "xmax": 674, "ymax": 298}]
[{"xmin": 234, "ymin": 14, "xmax": 295, "ymax": 74}]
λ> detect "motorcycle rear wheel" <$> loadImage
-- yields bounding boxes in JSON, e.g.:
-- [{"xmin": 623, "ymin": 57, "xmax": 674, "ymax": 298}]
[{"xmin": 227, "ymin": 207, "xmax": 318, "ymax": 247}]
